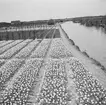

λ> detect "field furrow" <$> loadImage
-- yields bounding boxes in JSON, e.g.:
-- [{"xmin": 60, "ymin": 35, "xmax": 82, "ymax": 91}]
[
  {"xmin": 30, "ymin": 39, "xmax": 51, "ymax": 58},
  {"xmin": 36, "ymin": 59, "xmax": 71, "ymax": 105},
  {"xmin": 0, "ymin": 40, "xmax": 14, "ymax": 48},
  {"xmin": 30, "ymin": 30, "xmax": 54, "ymax": 58},
  {"xmin": 49, "ymin": 38, "xmax": 73, "ymax": 58},
  {"xmin": 0, "ymin": 40, "xmax": 23, "ymax": 55},
  {"xmin": 14, "ymin": 39, "xmax": 39, "ymax": 58},
  {"xmin": 0, "ymin": 59, "xmax": 6, "ymax": 68},
  {"xmin": 0, "ymin": 41, "xmax": 5, "ymax": 44},
  {"xmin": 0, "ymin": 58, "xmax": 43, "ymax": 105},
  {"xmin": 0, "ymin": 39, "xmax": 32, "ymax": 59},
  {"xmin": 0, "ymin": 59, "xmax": 25, "ymax": 88},
  {"xmin": 65, "ymin": 57, "xmax": 106, "ymax": 104}
]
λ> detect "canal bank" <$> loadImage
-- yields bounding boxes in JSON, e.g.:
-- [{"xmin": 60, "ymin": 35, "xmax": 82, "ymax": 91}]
[
  {"xmin": 61, "ymin": 22, "xmax": 106, "ymax": 68},
  {"xmin": 58, "ymin": 24, "xmax": 106, "ymax": 89}
]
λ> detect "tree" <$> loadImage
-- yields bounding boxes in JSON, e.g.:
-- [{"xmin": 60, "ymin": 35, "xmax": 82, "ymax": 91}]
[{"xmin": 48, "ymin": 19, "xmax": 55, "ymax": 25}]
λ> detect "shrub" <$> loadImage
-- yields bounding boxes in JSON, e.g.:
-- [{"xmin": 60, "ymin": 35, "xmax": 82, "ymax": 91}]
[{"xmin": 48, "ymin": 19, "xmax": 55, "ymax": 25}]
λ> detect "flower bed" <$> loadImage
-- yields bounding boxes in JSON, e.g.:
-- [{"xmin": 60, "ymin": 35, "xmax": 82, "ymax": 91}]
[
  {"xmin": 49, "ymin": 38, "xmax": 73, "ymax": 58},
  {"xmin": 0, "ymin": 41, "xmax": 5, "ymax": 44},
  {"xmin": 37, "ymin": 59, "xmax": 71, "ymax": 105},
  {"xmin": 0, "ymin": 59, "xmax": 5, "ymax": 68},
  {"xmin": 0, "ymin": 59, "xmax": 25, "ymax": 86},
  {"xmin": 0, "ymin": 58, "xmax": 43, "ymax": 105},
  {"xmin": 0, "ymin": 40, "xmax": 13, "ymax": 48},
  {"xmin": 30, "ymin": 39, "xmax": 51, "ymax": 58},
  {"xmin": 65, "ymin": 57, "xmax": 106, "ymax": 104},
  {"xmin": 0, "ymin": 40, "xmax": 22, "ymax": 54},
  {"xmin": 0, "ymin": 39, "xmax": 32, "ymax": 59},
  {"xmin": 14, "ymin": 40, "xmax": 39, "ymax": 58}
]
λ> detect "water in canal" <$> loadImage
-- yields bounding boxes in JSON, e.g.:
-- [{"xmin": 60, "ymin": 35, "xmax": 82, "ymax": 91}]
[{"xmin": 62, "ymin": 22, "xmax": 106, "ymax": 68}]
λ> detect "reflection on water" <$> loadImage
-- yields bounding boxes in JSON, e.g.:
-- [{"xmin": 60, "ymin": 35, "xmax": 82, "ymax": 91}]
[
  {"xmin": 62, "ymin": 22, "xmax": 106, "ymax": 68},
  {"xmin": 100, "ymin": 27, "xmax": 106, "ymax": 34}
]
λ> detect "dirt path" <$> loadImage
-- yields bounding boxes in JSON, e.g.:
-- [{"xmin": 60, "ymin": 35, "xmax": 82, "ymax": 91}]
[
  {"xmin": 58, "ymin": 24, "xmax": 106, "ymax": 89},
  {"xmin": 27, "ymin": 27, "xmax": 56, "ymax": 104}
]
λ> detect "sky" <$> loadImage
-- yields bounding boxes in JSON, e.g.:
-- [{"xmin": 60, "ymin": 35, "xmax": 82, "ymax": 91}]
[{"xmin": 0, "ymin": 0, "xmax": 106, "ymax": 22}]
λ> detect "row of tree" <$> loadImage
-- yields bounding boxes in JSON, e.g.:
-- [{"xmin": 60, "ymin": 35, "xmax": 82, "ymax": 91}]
[
  {"xmin": 0, "ymin": 18, "xmax": 67, "ymax": 29},
  {"xmin": 72, "ymin": 15, "xmax": 106, "ymax": 28},
  {"xmin": 0, "ymin": 30, "xmax": 45, "ymax": 41},
  {"xmin": 0, "ymin": 29, "xmax": 60, "ymax": 41}
]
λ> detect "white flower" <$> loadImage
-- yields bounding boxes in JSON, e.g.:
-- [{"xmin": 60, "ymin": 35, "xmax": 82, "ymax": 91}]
[
  {"xmin": 0, "ymin": 58, "xmax": 43, "ymax": 104},
  {"xmin": 0, "ymin": 40, "xmax": 22, "ymax": 54},
  {"xmin": 0, "ymin": 39, "xmax": 32, "ymax": 59},
  {"xmin": 30, "ymin": 39, "xmax": 51, "ymax": 58},
  {"xmin": 49, "ymin": 38, "xmax": 72, "ymax": 58},
  {"xmin": 0, "ymin": 58, "xmax": 24, "ymax": 84},
  {"xmin": 0, "ymin": 40, "xmax": 13, "ymax": 48},
  {"xmin": 15, "ymin": 39, "xmax": 39, "ymax": 58}
]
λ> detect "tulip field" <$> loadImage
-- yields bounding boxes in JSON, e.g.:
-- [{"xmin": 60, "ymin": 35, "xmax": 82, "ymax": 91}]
[{"xmin": 0, "ymin": 25, "xmax": 106, "ymax": 105}]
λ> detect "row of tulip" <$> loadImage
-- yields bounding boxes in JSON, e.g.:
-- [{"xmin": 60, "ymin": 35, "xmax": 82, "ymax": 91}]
[
  {"xmin": 14, "ymin": 39, "xmax": 39, "ymax": 58},
  {"xmin": 65, "ymin": 57, "xmax": 106, "ymax": 104},
  {"xmin": 0, "ymin": 59, "xmax": 25, "ymax": 86},
  {"xmin": 0, "ymin": 39, "xmax": 32, "ymax": 59},
  {"xmin": 29, "ymin": 29, "xmax": 55, "ymax": 58},
  {"xmin": 30, "ymin": 39, "xmax": 51, "ymax": 58},
  {"xmin": 0, "ymin": 40, "xmax": 23, "ymax": 54},
  {"xmin": 0, "ymin": 40, "xmax": 13, "ymax": 48},
  {"xmin": 37, "ymin": 59, "xmax": 70, "ymax": 105},
  {"xmin": 49, "ymin": 38, "xmax": 73, "ymax": 58},
  {"xmin": 0, "ymin": 41, "xmax": 5, "ymax": 45},
  {"xmin": 0, "ymin": 59, "xmax": 5, "ymax": 68},
  {"xmin": 0, "ymin": 58, "xmax": 43, "ymax": 105}
]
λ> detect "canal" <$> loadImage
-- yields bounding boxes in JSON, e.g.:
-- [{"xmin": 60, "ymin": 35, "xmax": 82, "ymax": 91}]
[{"xmin": 62, "ymin": 22, "xmax": 106, "ymax": 68}]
